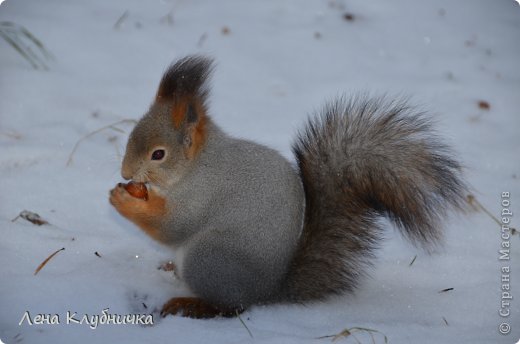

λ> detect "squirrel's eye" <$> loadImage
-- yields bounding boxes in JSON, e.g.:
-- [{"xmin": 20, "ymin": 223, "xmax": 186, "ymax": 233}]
[{"xmin": 151, "ymin": 149, "xmax": 165, "ymax": 161}]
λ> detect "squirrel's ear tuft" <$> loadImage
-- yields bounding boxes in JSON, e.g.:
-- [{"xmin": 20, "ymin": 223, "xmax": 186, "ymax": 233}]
[
  {"xmin": 156, "ymin": 55, "xmax": 214, "ymax": 159},
  {"xmin": 156, "ymin": 55, "xmax": 214, "ymax": 103},
  {"xmin": 156, "ymin": 55, "xmax": 213, "ymax": 129}
]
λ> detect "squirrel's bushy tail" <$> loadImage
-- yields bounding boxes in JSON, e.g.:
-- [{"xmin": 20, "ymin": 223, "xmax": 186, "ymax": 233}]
[{"xmin": 281, "ymin": 96, "xmax": 467, "ymax": 303}]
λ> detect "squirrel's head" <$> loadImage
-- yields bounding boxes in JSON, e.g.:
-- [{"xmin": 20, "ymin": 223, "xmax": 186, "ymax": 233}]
[{"xmin": 121, "ymin": 55, "xmax": 213, "ymax": 188}]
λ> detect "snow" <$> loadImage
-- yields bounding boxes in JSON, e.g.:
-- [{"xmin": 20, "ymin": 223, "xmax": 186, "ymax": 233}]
[{"xmin": 1, "ymin": 0, "xmax": 519, "ymax": 343}]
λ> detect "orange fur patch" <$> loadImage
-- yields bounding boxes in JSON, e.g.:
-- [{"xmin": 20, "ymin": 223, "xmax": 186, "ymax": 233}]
[
  {"xmin": 169, "ymin": 98, "xmax": 208, "ymax": 160},
  {"xmin": 171, "ymin": 100, "xmax": 188, "ymax": 129},
  {"xmin": 185, "ymin": 101, "xmax": 208, "ymax": 160}
]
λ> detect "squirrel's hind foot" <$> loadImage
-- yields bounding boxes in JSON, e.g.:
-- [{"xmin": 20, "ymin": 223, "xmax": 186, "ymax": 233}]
[{"xmin": 160, "ymin": 297, "xmax": 244, "ymax": 319}]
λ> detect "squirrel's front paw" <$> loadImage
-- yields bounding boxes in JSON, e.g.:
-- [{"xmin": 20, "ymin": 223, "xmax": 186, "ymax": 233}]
[
  {"xmin": 109, "ymin": 183, "xmax": 168, "ymax": 241},
  {"xmin": 109, "ymin": 183, "xmax": 154, "ymax": 222},
  {"xmin": 109, "ymin": 183, "xmax": 143, "ymax": 211}
]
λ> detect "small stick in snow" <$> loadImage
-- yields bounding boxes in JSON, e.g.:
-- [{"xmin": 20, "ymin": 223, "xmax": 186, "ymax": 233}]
[
  {"xmin": 343, "ymin": 13, "xmax": 355, "ymax": 21},
  {"xmin": 66, "ymin": 119, "xmax": 136, "ymax": 166},
  {"xmin": 317, "ymin": 327, "xmax": 388, "ymax": 343},
  {"xmin": 0, "ymin": 22, "xmax": 52, "ymax": 70},
  {"xmin": 94, "ymin": 251, "xmax": 102, "ymax": 258},
  {"xmin": 12, "ymin": 210, "xmax": 49, "ymax": 226},
  {"xmin": 34, "ymin": 247, "xmax": 65, "ymax": 275},
  {"xmin": 477, "ymin": 100, "xmax": 490, "ymax": 110},
  {"xmin": 107, "ymin": 135, "xmax": 122, "ymax": 161},
  {"xmin": 438, "ymin": 288, "xmax": 454, "ymax": 293},
  {"xmin": 0, "ymin": 131, "xmax": 22, "ymax": 140},
  {"xmin": 236, "ymin": 311, "xmax": 253, "ymax": 338},
  {"xmin": 160, "ymin": 1, "xmax": 182, "ymax": 26},
  {"xmin": 114, "ymin": 11, "xmax": 129, "ymax": 30},
  {"xmin": 160, "ymin": 10, "xmax": 174, "ymax": 25},
  {"xmin": 466, "ymin": 194, "xmax": 517, "ymax": 234},
  {"xmin": 197, "ymin": 32, "xmax": 208, "ymax": 47},
  {"xmin": 442, "ymin": 316, "xmax": 449, "ymax": 326},
  {"xmin": 409, "ymin": 255, "xmax": 417, "ymax": 267},
  {"xmin": 221, "ymin": 26, "xmax": 230, "ymax": 35}
]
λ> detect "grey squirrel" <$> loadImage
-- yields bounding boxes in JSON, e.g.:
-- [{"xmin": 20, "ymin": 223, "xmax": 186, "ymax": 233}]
[{"xmin": 109, "ymin": 55, "xmax": 467, "ymax": 319}]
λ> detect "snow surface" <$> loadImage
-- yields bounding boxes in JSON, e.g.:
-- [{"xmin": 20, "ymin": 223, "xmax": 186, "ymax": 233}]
[{"xmin": 1, "ymin": 0, "xmax": 519, "ymax": 343}]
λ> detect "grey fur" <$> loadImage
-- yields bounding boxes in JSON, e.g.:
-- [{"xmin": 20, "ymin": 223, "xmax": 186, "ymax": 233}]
[
  {"xmin": 162, "ymin": 122, "xmax": 304, "ymax": 308},
  {"xmin": 282, "ymin": 96, "xmax": 468, "ymax": 302},
  {"xmin": 120, "ymin": 56, "xmax": 468, "ymax": 311}
]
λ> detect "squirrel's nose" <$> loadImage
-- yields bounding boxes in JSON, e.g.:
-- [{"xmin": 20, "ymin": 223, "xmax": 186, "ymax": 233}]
[{"xmin": 121, "ymin": 166, "xmax": 133, "ymax": 180}]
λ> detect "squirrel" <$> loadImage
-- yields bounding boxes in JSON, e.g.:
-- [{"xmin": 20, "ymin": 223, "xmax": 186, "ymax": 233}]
[{"xmin": 109, "ymin": 55, "xmax": 468, "ymax": 319}]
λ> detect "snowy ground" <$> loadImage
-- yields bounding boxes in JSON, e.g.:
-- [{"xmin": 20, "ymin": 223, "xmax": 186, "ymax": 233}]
[{"xmin": 1, "ymin": 0, "xmax": 519, "ymax": 343}]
